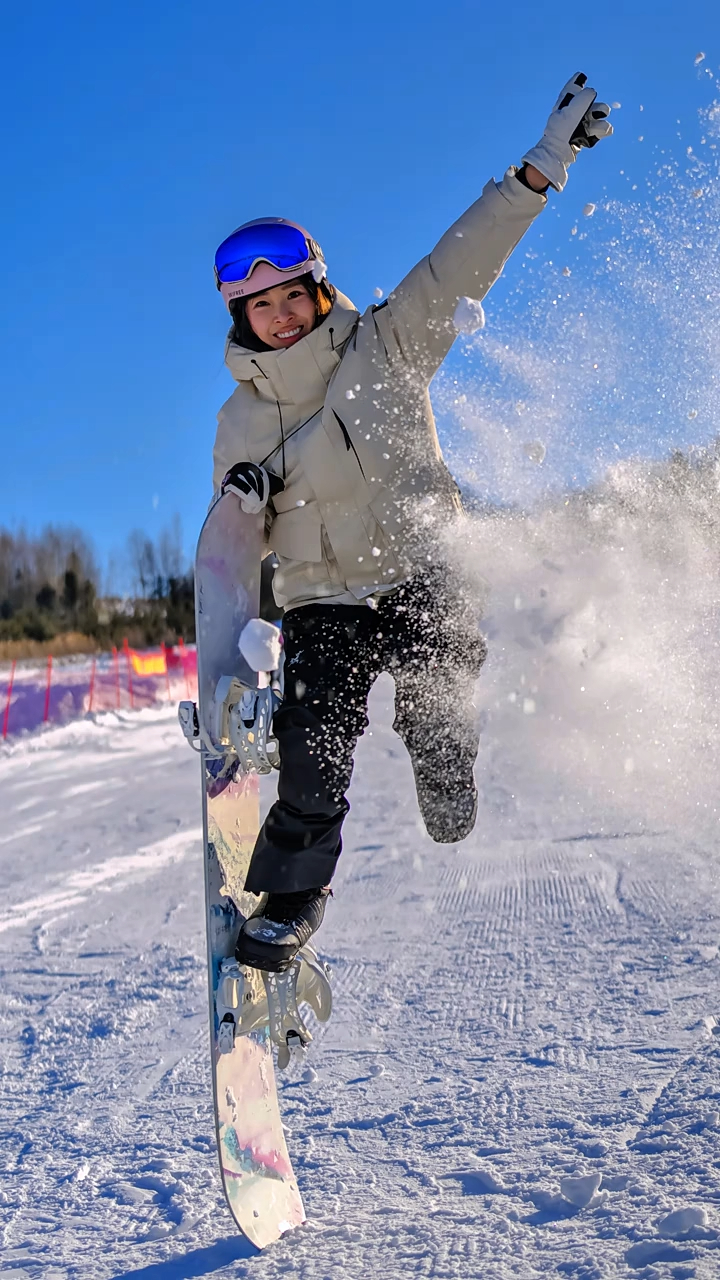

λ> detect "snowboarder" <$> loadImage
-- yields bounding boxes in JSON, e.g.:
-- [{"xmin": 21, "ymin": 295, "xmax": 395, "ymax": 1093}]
[{"xmin": 211, "ymin": 74, "xmax": 612, "ymax": 972}]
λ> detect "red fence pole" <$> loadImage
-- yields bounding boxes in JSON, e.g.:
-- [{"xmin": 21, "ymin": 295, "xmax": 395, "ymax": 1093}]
[
  {"xmin": 123, "ymin": 637, "xmax": 134, "ymax": 710},
  {"xmin": 2, "ymin": 660, "xmax": 16, "ymax": 740},
  {"xmin": 112, "ymin": 646, "xmax": 120, "ymax": 709},
  {"xmin": 178, "ymin": 637, "xmax": 190, "ymax": 700},
  {"xmin": 87, "ymin": 655, "xmax": 97, "ymax": 713},
  {"xmin": 43, "ymin": 654, "xmax": 53, "ymax": 723}
]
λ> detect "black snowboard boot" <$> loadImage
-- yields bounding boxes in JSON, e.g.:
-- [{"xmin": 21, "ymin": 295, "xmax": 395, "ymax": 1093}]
[
  {"xmin": 235, "ymin": 887, "xmax": 330, "ymax": 973},
  {"xmin": 415, "ymin": 773, "xmax": 478, "ymax": 843}
]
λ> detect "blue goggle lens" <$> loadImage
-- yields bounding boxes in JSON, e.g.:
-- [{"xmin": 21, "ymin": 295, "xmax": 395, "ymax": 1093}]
[{"xmin": 215, "ymin": 223, "xmax": 311, "ymax": 285}]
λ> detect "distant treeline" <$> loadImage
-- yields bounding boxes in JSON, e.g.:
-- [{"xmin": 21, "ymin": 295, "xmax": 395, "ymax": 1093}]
[{"xmin": 0, "ymin": 519, "xmax": 195, "ymax": 657}]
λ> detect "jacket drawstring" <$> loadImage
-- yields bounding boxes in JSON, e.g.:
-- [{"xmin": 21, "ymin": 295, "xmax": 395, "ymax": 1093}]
[
  {"xmin": 251, "ymin": 359, "xmax": 286, "ymax": 481},
  {"xmin": 277, "ymin": 400, "xmax": 286, "ymax": 481}
]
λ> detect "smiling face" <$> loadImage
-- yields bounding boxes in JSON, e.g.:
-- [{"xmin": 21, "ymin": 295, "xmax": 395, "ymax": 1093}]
[{"xmin": 245, "ymin": 279, "xmax": 318, "ymax": 350}]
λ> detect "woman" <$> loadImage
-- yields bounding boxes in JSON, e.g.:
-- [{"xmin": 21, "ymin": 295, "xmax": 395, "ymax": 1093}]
[{"xmin": 212, "ymin": 74, "xmax": 612, "ymax": 972}]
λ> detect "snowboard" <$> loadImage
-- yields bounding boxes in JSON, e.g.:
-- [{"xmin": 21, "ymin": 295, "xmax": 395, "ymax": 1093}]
[{"xmin": 187, "ymin": 493, "xmax": 305, "ymax": 1249}]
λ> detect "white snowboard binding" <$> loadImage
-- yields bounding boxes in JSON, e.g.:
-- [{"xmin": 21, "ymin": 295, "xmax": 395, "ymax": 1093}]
[
  {"xmin": 179, "ymin": 678, "xmax": 281, "ymax": 773},
  {"xmin": 179, "ymin": 618, "xmax": 282, "ymax": 773},
  {"xmin": 215, "ymin": 946, "xmax": 332, "ymax": 1069}
]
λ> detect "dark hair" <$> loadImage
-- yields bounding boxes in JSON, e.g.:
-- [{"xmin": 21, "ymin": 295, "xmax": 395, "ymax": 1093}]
[{"xmin": 228, "ymin": 273, "xmax": 335, "ymax": 352}]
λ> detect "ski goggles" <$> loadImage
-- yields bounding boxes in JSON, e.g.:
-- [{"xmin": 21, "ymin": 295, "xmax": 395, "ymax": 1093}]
[{"xmin": 214, "ymin": 219, "xmax": 325, "ymax": 305}]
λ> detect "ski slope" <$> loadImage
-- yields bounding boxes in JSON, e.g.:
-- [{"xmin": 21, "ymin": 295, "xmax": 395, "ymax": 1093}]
[{"xmin": 2, "ymin": 496, "xmax": 720, "ymax": 1279}]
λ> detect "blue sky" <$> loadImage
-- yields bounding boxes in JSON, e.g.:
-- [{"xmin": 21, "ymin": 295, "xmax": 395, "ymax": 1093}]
[{"xmin": 1, "ymin": 0, "xmax": 719, "ymax": 582}]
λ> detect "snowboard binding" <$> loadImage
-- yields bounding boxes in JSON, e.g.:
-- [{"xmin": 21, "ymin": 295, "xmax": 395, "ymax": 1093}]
[
  {"xmin": 179, "ymin": 676, "xmax": 281, "ymax": 774},
  {"xmin": 215, "ymin": 946, "xmax": 332, "ymax": 1070}
]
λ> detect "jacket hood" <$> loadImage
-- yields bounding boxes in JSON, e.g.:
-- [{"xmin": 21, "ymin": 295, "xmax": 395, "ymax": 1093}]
[{"xmin": 224, "ymin": 290, "xmax": 360, "ymax": 392}]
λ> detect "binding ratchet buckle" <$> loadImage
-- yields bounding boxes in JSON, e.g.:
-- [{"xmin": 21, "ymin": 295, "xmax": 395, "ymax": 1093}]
[{"xmin": 178, "ymin": 676, "xmax": 280, "ymax": 774}]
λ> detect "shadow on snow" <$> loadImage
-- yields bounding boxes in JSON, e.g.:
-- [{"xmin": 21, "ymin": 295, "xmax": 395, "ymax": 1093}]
[{"xmin": 111, "ymin": 1235, "xmax": 258, "ymax": 1279}]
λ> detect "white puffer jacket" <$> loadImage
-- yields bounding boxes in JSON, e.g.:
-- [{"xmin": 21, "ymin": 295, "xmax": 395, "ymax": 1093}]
[{"xmin": 213, "ymin": 169, "xmax": 546, "ymax": 611}]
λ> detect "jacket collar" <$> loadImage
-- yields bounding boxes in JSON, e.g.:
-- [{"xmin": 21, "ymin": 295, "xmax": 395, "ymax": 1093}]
[{"xmin": 224, "ymin": 291, "xmax": 359, "ymax": 406}]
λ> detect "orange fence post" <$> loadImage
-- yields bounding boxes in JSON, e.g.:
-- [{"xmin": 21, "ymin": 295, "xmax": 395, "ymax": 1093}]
[
  {"xmin": 122, "ymin": 637, "xmax": 134, "ymax": 710},
  {"xmin": 2, "ymin": 660, "xmax": 16, "ymax": 740},
  {"xmin": 87, "ymin": 655, "xmax": 97, "ymax": 713},
  {"xmin": 43, "ymin": 654, "xmax": 53, "ymax": 723}
]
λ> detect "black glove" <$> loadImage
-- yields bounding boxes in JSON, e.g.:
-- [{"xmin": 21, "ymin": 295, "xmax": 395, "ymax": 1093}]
[{"xmin": 221, "ymin": 462, "xmax": 285, "ymax": 514}]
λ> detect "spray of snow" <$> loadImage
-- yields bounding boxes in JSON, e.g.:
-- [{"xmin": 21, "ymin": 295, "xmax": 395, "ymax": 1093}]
[
  {"xmin": 435, "ymin": 79, "xmax": 720, "ymax": 839},
  {"xmin": 444, "ymin": 452, "xmax": 720, "ymax": 838}
]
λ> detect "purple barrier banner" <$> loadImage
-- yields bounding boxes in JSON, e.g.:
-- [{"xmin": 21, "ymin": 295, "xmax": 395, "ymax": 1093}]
[{"xmin": 0, "ymin": 646, "xmax": 198, "ymax": 740}]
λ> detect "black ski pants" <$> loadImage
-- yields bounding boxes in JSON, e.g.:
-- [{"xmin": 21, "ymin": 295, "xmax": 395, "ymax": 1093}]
[{"xmin": 244, "ymin": 572, "xmax": 487, "ymax": 895}]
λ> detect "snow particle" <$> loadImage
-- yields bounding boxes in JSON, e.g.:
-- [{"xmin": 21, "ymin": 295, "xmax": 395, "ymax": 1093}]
[
  {"xmin": 695, "ymin": 52, "xmax": 706, "ymax": 66},
  {"xmin": 453, "ymin": 296, "xmax": 486, "ymax": 335},
  {"xmin": 373, "ymin": 287, "xmax": 383, "ymax": 298},
  {"xmin": 295, "ymin": 499, "xmax": 306, "ymax": 507},
  {"xmin": 692, "ymin": 189, "xmax": 704, "ymax": 199},
  {"xmin": 354, "ymin": 384, "xmax": 361, "ymax": 391},
  {"xmin": 583, "ymin": 203, "xmax": 596, "ymax": 218},
  {"xmin": 523, "ymin": 440, "xmax": 546, "ymax": 465},
  {"xmin": 687, "ymin": 408, "xmax": 698, "ymax": 419},
  {"xmin": 624, "ymin": 757, "xmax": 635, "ymax": 774},
  {"xmin": 345, "ymin": 389, "xmax": 355, "ymax": 400},
  {"xmin": 611, "ymin": 101, "xmax": 622, "ymax": 109},
  {"xmin": 562, "ymin": 266, "xmax": 571, "ymax": 277},
  {"xmin": 522, "ymin": 698, "xmax": 536, "ymax": 715},
  {"xmin": 371, "ymin": 547, "xmax": 381, "ymax": 557}
]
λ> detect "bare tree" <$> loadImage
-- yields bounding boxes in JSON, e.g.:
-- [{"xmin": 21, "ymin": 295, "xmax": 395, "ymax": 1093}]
[
  {"xmin": 158, "ymin": 514, "xmax": 184, "ymax": 586},
  {"xmin": 127, "ymin": 531, "xmax": 159, "ymax": 597}
]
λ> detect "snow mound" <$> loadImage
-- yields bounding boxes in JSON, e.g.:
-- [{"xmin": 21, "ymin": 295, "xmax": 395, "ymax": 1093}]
[
  {"xmin": 560, "ymin": 1172, "xmax": 602, "ymax": 1208},
  {"xmin": 658, "ymin": 1206, "xmax": 708, "ymax": 1237}
]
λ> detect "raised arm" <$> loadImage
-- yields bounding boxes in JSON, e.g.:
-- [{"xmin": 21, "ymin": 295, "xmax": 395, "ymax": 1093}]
[{"xmin": 374, "ymin": 74, "xmax": 612, "ymax": 380}]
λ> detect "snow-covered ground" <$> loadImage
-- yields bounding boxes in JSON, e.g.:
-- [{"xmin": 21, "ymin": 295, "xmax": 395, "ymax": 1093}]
[{"xmin": 2, "ymin": 496, "xmax": 720, "ymax": 1279}]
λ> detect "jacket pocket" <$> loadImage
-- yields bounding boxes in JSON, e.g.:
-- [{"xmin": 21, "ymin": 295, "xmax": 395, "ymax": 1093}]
[
  {"xmin": 269, "ymin": 503, "xmax": 324, "ymax": 562},
  {"xmin": 372, "ymin": 300, "xmax": 403, "ymax": 363}
]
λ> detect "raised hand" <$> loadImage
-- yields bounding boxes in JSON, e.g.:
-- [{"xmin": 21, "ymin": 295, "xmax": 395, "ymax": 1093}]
[{"xmin": 522, "ymin": 73, "xmax": 613, "ymax": 192}]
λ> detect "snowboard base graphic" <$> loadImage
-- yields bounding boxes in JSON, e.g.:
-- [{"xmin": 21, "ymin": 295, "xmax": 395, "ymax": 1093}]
[{"xmin": 192, "ymin": 494, "xmax": 305, "ymax": 1248}]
